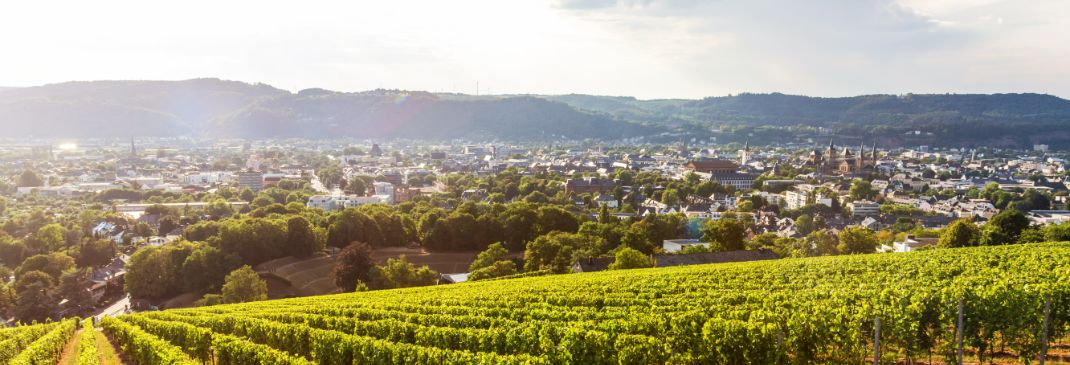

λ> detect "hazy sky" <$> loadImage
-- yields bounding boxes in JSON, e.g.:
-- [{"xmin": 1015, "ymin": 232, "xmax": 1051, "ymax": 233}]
[{"xmin": 1, "ymin": 0, "xmax": 1067, "ymax": 99}]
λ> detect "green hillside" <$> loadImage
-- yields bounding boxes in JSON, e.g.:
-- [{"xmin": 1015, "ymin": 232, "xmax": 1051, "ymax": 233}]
[{"xmin": 5, "ymin": 243, "xmax": 1069, "ymax": 364}]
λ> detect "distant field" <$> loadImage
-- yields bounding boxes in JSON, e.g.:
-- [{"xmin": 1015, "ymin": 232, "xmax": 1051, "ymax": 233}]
[{"xmin": 70, "ymin": 243, "xmax": 1070, "ymax": 364}]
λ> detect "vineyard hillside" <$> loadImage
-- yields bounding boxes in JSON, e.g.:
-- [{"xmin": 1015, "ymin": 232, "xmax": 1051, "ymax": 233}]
[{"xmin": 8, "ymin": 243, "xmax": 1070, "ymax": 364}]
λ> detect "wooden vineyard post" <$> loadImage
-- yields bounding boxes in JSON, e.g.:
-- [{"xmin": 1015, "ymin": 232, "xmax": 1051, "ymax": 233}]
[
  {"xmin": 956, "ymin": 298, "xmax": 964, "ymax": 365},
  {"xmin": 873, "ymin": 316, "xmax": 881, "ymax": 365},
  {"xmin": 1039, "ymin": 294, "xmax": 1051, "ymax": 365}
]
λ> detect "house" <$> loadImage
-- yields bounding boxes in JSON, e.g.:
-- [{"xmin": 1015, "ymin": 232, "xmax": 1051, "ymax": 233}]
[
  {"xmin": 662, "ymin": 239, "xmax": 710, "ymax": 253},
  {"xmin": 882, "ymin": 235, "xmax": 939, "ymax": 253},
  {"xmin": 594, "ymin": 194, "xmax": 618, "ymax": 209}
]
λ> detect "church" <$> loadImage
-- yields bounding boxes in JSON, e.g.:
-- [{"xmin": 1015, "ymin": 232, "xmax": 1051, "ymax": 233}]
[{"xmin": 806, "ymin": 140, "xmax": 877, "ymax": 175}]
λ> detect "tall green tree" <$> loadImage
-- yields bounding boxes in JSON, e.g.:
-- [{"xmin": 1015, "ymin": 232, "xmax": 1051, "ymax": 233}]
[
  {"xmin": 609, "ymin": 247, "xmax": 653, "ymax": 270},
  {"xmin": 837, "ymin": 226, "xmax": 878, "ymax": 254},
  {"xmin": 221, "ymin": 265, "xmax": 268, "ymax": 304},
  {"xmin": 938, "ymin": 219, "xmax": 979, "ymax": 248},
  {"xmin": 701, "ymin": 218, "xmax": 746, "ymax": 251}
]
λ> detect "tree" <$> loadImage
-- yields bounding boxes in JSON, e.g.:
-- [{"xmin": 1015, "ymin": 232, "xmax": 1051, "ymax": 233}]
[
  {"xmin": 348, "ymin": 176, "xmax": 369, "ymax": 195},
  {"xmin": 701, "ymin": 218, "xmax": 746, "ymax": 251},
  {"xmin": 524, "ymin": 232, "xmax": 594, "ymax": 273},
  {"xmin": 221, "ymin": 265, "xmax": 268, "ymax": 304},
  {"xmin": 58, "ymin": 268, "xmax": 93, "ymax": 308},
  {"xmin": 837, "ymin": 226, "xmax": 878, "ymax": 254},
  {"xmin": 368, "ymin": 256, "xmax": 438, "ymax": 290},
  {"xmin": 980, "ymin": 209, "xmax": 1030, "ymax": 245},
  {"xmin": 621, "ymin": 224, "xmax": 655, "ymax": 254},
  {"xmin": 333, "ymin": 242, "xmax": 374, "ymax": 291},
  {"xmin": 938, "ymin": 219, "xmax": 979, "ymax": 248},
  {"xmin": 469, "ymin": 243, "xmax": 508, "ymax": 272},
  {"xmin": 28, "ymin": 223, "xmax": 68, "ymax": 253},
  {"xmin": 76, "ymin": 239, "xmax": 118, "ymax": 268},
  {"xmin": 0, "ymin": 235, "xmax": 28, "ymax": 267},
  {"xmin": 181, "ymin": 245, "xmax": 242, "ymax": 292},
  {"xmin": 609, "ymin": 247, "xmax": 652, "ymax": 270},
  {"xmin": 848, "ymin": 179, "xmax": 875, "ymax": 201},
  {"xmin": 125, "ymin": 242, "xmax": 196, "ymax": 300},
  {"xmin": 16, "ymin": 170, "xmax": 44, "ymax": 187},
  {"xmin": 807, "ymin": 230, "xmax": 839, "ymax": 256},
  {"xmin": 16, "ymin": 253, "xmax": 75, "ymax": 281},
  {"xmin": 194, "ymin": 294, "xmax": 224, "ymax": 307},
  {"xmin": 285, "ymin": 216, "xmax": 323, "ymax": 258},
  {"xmin": 468, "ymin": 260, "xmax": 517, "ymax": 281},
  {"xmin": 795, "ymin": 214, "xmax": 814, "ymax": 235}
]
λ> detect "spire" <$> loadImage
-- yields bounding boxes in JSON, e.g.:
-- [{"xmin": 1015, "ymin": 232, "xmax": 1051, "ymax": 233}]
[
  {"xmin": 130, "ymin": 137, "xmax": 136, "ymax": 157},
  {"xmin": 871, "ymin": 142, "xmax": 877, "ymax": 160},
  {"xmin": 743, "ymin": 140, "xmax": 749, "ymax": 151},
  {"xmin": 828, "ymin": 138, "xmax": 835, "ymax": 150}
]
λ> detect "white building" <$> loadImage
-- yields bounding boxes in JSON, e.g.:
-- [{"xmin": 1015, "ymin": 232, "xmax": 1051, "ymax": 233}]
[
  {"xmin": 847, "ymin": 200, "xmax": 881, "ymax": 217},
  {"xmin": 662, "ymin": 239, "xmax": 711, "ymax": 253}
]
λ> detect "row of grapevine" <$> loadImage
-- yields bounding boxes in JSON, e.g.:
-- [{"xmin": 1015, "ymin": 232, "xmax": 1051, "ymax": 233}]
[
  {"xmin": 9, "ymin": 318, "xmax": 77, "ymax": 365},
  {"xmin": 77, "ymin": 318, "xmax": 100, "ymax": 365},
  {"xmin": 0, "ymin": 322, "xmax": 59, "ymax": 362},
  {"xmin": 100, "ymin": 317, "xmax": 199, "ymax": 365}
]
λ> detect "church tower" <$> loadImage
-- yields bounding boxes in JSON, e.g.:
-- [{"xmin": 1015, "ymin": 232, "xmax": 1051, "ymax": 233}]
[{"xmin": 738, "ymin": 140, "xmax": 751, "ymax": 165}]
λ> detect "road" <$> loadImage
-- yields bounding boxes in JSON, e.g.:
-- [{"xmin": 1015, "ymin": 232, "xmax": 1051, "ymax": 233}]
[
  {"xmin": 92, "ymin": 294, "xmax": 131, "ymax": 320},
  {"xmin": 310, "ymin": 171, "xmax": 343, "ymax": 196}
]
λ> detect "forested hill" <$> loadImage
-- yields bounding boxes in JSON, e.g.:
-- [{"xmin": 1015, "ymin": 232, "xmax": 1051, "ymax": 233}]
[
  {"xmin": 542, "ymin": 92, "xmax": 1070, "ymax": 126},
  {"xmin": 3, "ymin": 78, "xmax": 1070, "ymax": 143},
  {"xmin": 0, "ymin": 79, "xmax": 659, "ymax": 140}
]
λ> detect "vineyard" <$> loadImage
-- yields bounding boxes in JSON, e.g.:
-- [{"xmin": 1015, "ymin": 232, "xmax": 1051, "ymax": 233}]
[{"xmin": 4, "ymin": 242, "xmax": 1070, "ymax": 364}]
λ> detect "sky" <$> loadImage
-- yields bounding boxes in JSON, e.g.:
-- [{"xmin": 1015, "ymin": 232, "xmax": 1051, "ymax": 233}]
[{"xmin": 0, "ymin": 0, "xmax": 1067, "ymax": 99}]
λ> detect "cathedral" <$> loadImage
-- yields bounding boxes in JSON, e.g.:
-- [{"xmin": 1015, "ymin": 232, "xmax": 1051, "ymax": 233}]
[{"xmin": 807, "ymin": 139, "xmax": 877, "ymax": 175}]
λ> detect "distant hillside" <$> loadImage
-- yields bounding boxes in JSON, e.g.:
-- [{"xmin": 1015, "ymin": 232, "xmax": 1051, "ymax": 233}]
[
  {"xmin": 3, "ymin": 79, "xmax": 1070, "ymax": 144},
  {"xmin": 542, "ymin": 92, "xmax": 1070, "ymax": 147},
  {"xmin": 0, "ymin": 79, "xmax": 659, "ymax": 140},
  {"xmin": 542, "ymin": 92, "xmax": 1070, "ymax": 126}
]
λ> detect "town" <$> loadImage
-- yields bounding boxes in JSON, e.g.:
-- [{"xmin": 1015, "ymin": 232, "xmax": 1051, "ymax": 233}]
[{"xmin": 0, "ymin": 136, "xmax": 1064, "ymax": 325}]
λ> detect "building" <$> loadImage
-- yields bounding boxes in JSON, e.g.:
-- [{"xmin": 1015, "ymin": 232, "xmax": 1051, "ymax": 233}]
[
  {"xmin": 738, "ymin": 140, "xmax": 751, "ymax": 165},
  {"xmin": 238, "ymin": 171, "xmax": 264, "ymax": 192},
  {"xmin": 847, "ymin": 200, "xmax": 881, "ymax": 217},
  {"xmin": 373, "ymin": 182, "xmax": 395, "ymax": 204},
  {"xmin": 662, "ymin": 239, "xmax": 710, "ymax": 253},
  {"xmin": 685, "ymin": 159, "xmax": 738, "ymax": 174},
  {"xmin": 806, "ymin": 140, "xmax": 877, "ymax": 175},
  {"xmin": 563, "ymin": 177, "xmax": 616, "ymax": 195},
  {"xmin": 710, "ymin": 172, "xmax": 756, "ymax": 191}
]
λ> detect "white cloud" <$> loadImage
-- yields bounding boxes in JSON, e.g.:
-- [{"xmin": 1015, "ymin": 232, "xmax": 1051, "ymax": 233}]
[{"xmin": 0, "ymin": 0, "xmax": 1066, "ymax": 99}]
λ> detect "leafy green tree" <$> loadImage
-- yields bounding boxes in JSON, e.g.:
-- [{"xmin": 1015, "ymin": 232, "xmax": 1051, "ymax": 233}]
[
  {"xmin": 848, "ymin": 179, "xmax": 875, "ymax": 201},
  {"xmin": 937, "ymin": 219, "xmax": 979, "ymax": 248},
  {"xmin": 28, "ymin": 223, "xmax": 68, "ymax": 253},
  {"xmin": 181, "ymin": 245, "xmax": 242, "ymax": 292},
  {"xmin": 58, "ymin": 268, "xmax": 93, "ymax": 308},
  {"xmin": 524, "ymin": 232, "xmax": 594, "ymax": 273},
  {"xmin": 16, "ymin": 253, "xmax": 75, "ymax": 281},
  {"xmin": 125, "ymin": 242, "xmax": 196, "ymax": 299},
  {"xmin": 193, "ymin": 294, "xmax": 224, "ymax": 307},
  {"xmin": 0, "ymin": 235, "xmax": 28, "ymax": 267},
  {"xmin": 701, "ymin": 218, "xmax": 746, "ymax": 251},
  {"xmin": 806, "ymin": 230, "xmax": 839, "ymax": 256},
  {"xmin": 1043, "ymin": 222, "xmax": 1070, "ymax": 242},
  {"xmin": 16, "ymin": 170, "xmax": 44, "ymax": 187},
  {"xmin": 837, "ymin": 226, "xmax": 878, "ymax": 254},
  {"xmin": 285, "ymin": 216, "xmax": 323, "ymax": 258},
  {"xmin": 609, "ymin": 247, "xmax": 653, "ymax": 270},
  {"xmin": 979, "ymin": 209, "xmax": 1030, "ymax": 245},
  {"xmin": 468, "ymin": 260, "xmax": 517, "ymax": 281},
  {"xmin": 795, "ymin": 214, "xmax": 814, "ymax": 235},
  {"xmin": 333, "ymin": 241, "xmax": 374, "ymax": 291},
  {"xmin": 368, "ymin": 256, "xmax": 438, "ymax": 290},
  {"xmin": 76, "ymin": 239, "xmax": 117, "ymax": 268},
  {"xmin": 469, "ymin": 243, "xmax": 508, "ymax": 272},
  {"xmin": 621, "ymin": 225, "xmax": 655, "ymax": 254},
  {"xmin": 221, "ymin": 265, "xmax": 268, "ymax": 304}
]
